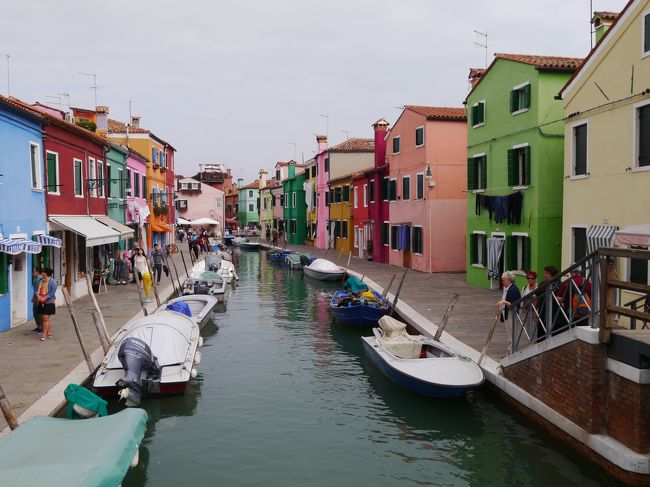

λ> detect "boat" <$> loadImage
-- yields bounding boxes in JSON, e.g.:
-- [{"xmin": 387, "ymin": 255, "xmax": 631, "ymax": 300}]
[
  {"xmin": 330, "ymin": 289, "xmax": 389, "ymax": 327},
  {"xmin": 182, "ymin": 259, "xmax": 228, "ymax": 302},
  {"xmin": 217, "ymin": 259, "xmax": 238, "ymax": 283},
  {"xmin": 0, "ymin": 408, "xmax": 147, "ymax": 487},
  {"xmin": 285, "ymin": 253, "xmax": 304, "ymax": 269},
  {"xmin": 231, "ymin": 236, "xmax": 246, "ymax": 246},
  {"xmin": 156, "ymin": 295, "xmax": 218, "ymax": 329},
  {"xmin": 269, "ymin": 248, "xmax": 292, "ymax": 262},
  {"xmin": 361, "ymin": 315, "xmax": 485, "ymax": 398},
  {"xmin": 240, "ymin": 240, "xmax": 260, "ymax": 251},
  {"xmin": 303, "ymin": 258, "xmax": 346, "ymax": 281},
  {"xmin": 93, "ymin": 311, "xmax": 202, "ymax": 406}
]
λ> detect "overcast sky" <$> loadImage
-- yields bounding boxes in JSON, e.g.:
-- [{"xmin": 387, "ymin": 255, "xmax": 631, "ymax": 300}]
[{"xmin": 1, "ymin": 0, "xmax": 628, "ymax": 181}]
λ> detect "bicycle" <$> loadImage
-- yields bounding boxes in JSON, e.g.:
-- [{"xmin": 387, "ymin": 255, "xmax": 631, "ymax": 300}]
[{"xmin": 165, "ymin": 243, "xmax": 178, "ymax": 257}]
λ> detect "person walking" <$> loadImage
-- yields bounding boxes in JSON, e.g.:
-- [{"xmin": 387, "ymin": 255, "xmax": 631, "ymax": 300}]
[
  {"xmin": 496, "ymin": 271, "xmax": 521, "ymax": 354},
  {"xmin": 37, "ymin": 268, "xmax": 57, "ymax": 341},
  {"xmin": 31, "ymin": 267, "xmax": 43, "ymax": 333},
  {"xmin": 134, "ymin": 248, "xmax": 148, "ymax": 287},
  {"xmin": 151, "ymin": 243, "xmax": 164, "ymax": 283}
]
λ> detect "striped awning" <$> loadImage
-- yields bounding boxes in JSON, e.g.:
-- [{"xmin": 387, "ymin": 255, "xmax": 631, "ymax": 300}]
[
  {"xmin": 587, "ymin": 225, "xmax": 617, "ymax": 254},
  {"xmin": 0, "ymin": 238, "xmax": 42, "ymax": 255},
  {"xmin": 37, "ymin": 234, "xmax": 62, "ymax": 248}
]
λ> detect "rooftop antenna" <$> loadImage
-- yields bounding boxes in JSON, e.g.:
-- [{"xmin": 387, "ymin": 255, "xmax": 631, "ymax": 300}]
[
  {"xmin": 474, "ymin": 30, "xmax": 488, "ymax": 68},
  {"xmin": 79, "ymin": 72, "xmax": 98, "ymax": 107},
  {"xmin": 44, "ymin": 95, "xmax": 62, "ymax": 109},
  {"xmin": 58, "ymin": 92, "xmax": 70, "ymax": 109},
  {"xmin": 289, "ymin": 142, "xmax": 297, "ymax": 161},
  {"xmin": 318, "ymin": 113, "xmax": 329, "ymax": 137},
  {"xmin": 341, "ymin": 130, "xmax": 350, "ymax": 140}
]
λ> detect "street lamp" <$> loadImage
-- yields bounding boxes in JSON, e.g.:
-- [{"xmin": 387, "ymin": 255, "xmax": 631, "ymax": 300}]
[{"xmin": 425, "ymin": 161, "xmax": 432, "ymax": 179}]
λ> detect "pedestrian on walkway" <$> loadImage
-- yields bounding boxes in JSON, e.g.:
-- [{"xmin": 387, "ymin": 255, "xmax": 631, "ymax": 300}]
[
  {"xmin": 31, "ymin": 267, "xmax": 43, "ymax": 333},
  {"xmin": 37, "ymin": 268, "xmax": 57, "ymax": 341},
  {"xmin": 496, "ymin": 271, "xmax": 521, "ymax": 354},
  {"xmin": 134, "ymin": 248, "xmax": 148, "ymax": 286},
  {"xmin": 151, "ymin": 244, "xmax": 164, "ymax": 283}
]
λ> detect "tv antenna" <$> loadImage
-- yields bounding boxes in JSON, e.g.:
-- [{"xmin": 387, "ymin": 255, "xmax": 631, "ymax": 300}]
[
  {"xmin": 58, "ymin": 92, "xmax": 70, "ymax": 108},
  {"xmin": 318, "ymin": 113, "xmax": 329, "ymax": 137},
  {"xmin": 474, "ymin": 30, "xmax": 488, "ymax": 68},
  {"xmin": 44, "ymin": 95, "xmax": 62, "ymax": 109},
  {"xmin": 79, "ymin": 72, "xmax": 98, "ymax": 107},
  {"xmin": 289, "ymin": 142, "xmax": 297, "ymax": 161},
  {"xmin": 341, "ymin": 130, "xmax": 350, "ymax": 140}
]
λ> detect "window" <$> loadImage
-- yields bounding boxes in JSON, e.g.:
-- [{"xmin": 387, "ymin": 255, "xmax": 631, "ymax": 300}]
[
  {"xmin": 97, "ymin": 160, "xmax": 104, "ymax": 197},
  {"xmin": 324, "ymin": 156, "xmax": 330, "ymax": 173},
  {"xmin": 191, "ymin": 182, "xmax": 200, "ymax": 190},
  {"xmin": 368, "ymin": 178, "xmax": 375, "ymax": 202},
  {"xmin": 506, "ymin": 234, "xmax": 531, "ymax": 272},
  {"xmin": 88, "ymin": 157, "xmax": 96, "ymax": 197},
  {"xmin": 176, "ymin": 199, "xmax": 187, "ymax": 210},
  {"xmin": 415, "ymin": 126, "xmax": 424, "ymax": 147},
  {"xmin": 142, "ymin": 175, "xmax": 147, "ymax": 200},
  {"xmin": 353, "ymin": 187, "xmax": 358, "ymax": 208},
  {"xmin": 284, "ymin": 193, "xmax": 288, "ymax": 208},
  {"xmin": 636, "ymin": 103, "xmax": 650, "ymax": 168},
  {"xmin": 470, "ymin": 233, "xmax": 487, "ymax": 266},
  {"xmin": 507, "ymin": 145, "xmax": 531, "ymax": 187},
  {"xmin": 471, "ymin": 100, "xmax": 485, "ymax": 126},
  {"xmin": 217, "ymin": 198, "xmax": 222, "ymax": 208},
  {"xmin": 134, "ymin": 172, "xmax": 140, "ymax": 198},
  {"xmin": 334, "ymin": 220, "xmax": 341, "ymax": 238},
  {"xmin": 630, "ymin": 246, "xmax": 649, "ymax": 284},
  {"xmin": 247, "ymin": 190, "xmax": 253, "ymax": 198},
  {"xmin": 381, "ymin": 177, "xmax": 389, "ymax": 201},
  {"xmin": 46, "ymin": 151, "xmax": 59, "ymax": 194},
  {"xmin": 29, "ymin": 143, "xmax": 42, "ymax": 190},
  {"xmin": 572, "ymin": 227, "xmax": 587, "ymax": 264},
  {"xmin": 389, "ymin": 179, "xmax": 397, "ymax": 201},
  {"xmin": 152, "ymin": 188, "xmax": 159, "ymax": 207},
  {"xmin": 416, "ymin": 173, "xmax": 424, "ymax": 199},
  {"xmin": 152, "ymin": 147, "xmax": 159, "ymax": 166},
  {"xmin": 118, "ymin": 168, "xmax": 124, "ymax": 199},
  {"xmin": 382, "ymin": 222, "xmax": 389, "ymax": 246},
  {"xmin": 412, "ymin": 226, "xmax": 423, "ymax": 254},
  {"xmin": 573, "ymin": 123, "xmax": 588, "ymax": 176},
  {"xmin": 292, "ymin": 192, "xmax": 296, "ymax": 208},
  {"xmin": 334, "ymin": 186, "xmax": 342, "ymax": 203},
  {"xmin": 126, "ymin": 168, "xmax": 131, "ymax": 196},
  {"xmin": 342, "ymin": 185, "xmax": 350, "ymax": 202},
  {"xmin": 393, "ymin": 136, "xmax": 400, "ymax": 154},
  {"xmin": 390, "ymin": 225, "xmax": 399, "ymax": 250},
  {"xmin": 402, "ymin": 176, "xmax": 410, "ymax": 200},
  {"xmin": 342, "ymin": 220, "xmax": 348, "ymax": 239},
  {"xmin": 644, "ymin": 12, "xmax": 650, "ymax": 54},
  {"xmin": 74, "ymin": 158, "xmax": 83, "ymax": 196},
  {"xmin": 290, "ymin": 220, "xmax": 297, "ymax": 234},
  {"xmin": 363, "ymin": 184, "xmax": 367, "ymax": 207},
  {"xmin": 276, "ymin": 169, "xmax": 281, "ymax": 181},
  {"xmin": 248, "ymin": 203, "xmax": 254, "ymax": 212},
  {"xmin": 76, "ymin": 234, "xmax": 86, "ymax": 274},
  {"xmin": 510, "ymin": 82, "xmax": 531, "ymax": 113},
  {"xmin": 467, "ymin": 154, "xmax": 487, "ymax": 191},
  {"xmin": 280, "ymin": 194, "xmax": 285, "ymax": 207},
  {"xmin": 0, "ymin": 252, "xmax": 8, "ymax": 294}
]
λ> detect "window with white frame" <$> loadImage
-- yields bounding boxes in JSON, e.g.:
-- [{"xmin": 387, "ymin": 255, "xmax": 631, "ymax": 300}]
[
  {"xmin": 507, "ymin": 144, "xmax": 530, "ymax": 187},
  {"xmin": 471, "ymin": 100, "xmax": 485, "ymax": 127},
  {"xmin": 45, "ymin": 151, "xmax": 59, "ymax": 194},
  {"xmin": 415, "ymin": 126, "xmax": 424, "ymax": 147},
  {"xmin": 88, "ymin": 157, "xmax": 97, "ymax": 197},
  {"xmin": 369, "ymin": 178, "xmax": 375, "ymax": 202},
  {"xmin": 353, "ymin": 226, "xmax": 359, "ymax": 248},
  {"xmin": 507, "ymin": 234, "xmax": 531, "ymax": 272},
  {"xmin": 389, "ymin": 179, "xmax": 397, "ymax": 201},
  {"xmin": 248, "ymin": 203, "xmax": 254, "ymax": 212},
  {"xmin": 510, "ymin": 82, "xmax": 531, "ymax": 113},
  {"xmin": 416, "ymin": 173, "xmax": 424, "ymax": 199},
  {"xmin": 402, "ymin": 176, "xmax": 410, "ymax": 200},
  {"xmin": 572, "ymin": 123, "xmax": 588, "ymax": 176},
  {"xmin": 353, "ymin": 186, "xmax": 358, "ymax": 208},
  {"xmin": 467, "ymin": 154, "xmax": 487, "ymax": 190},
  {"xmin": 191, "ymin": 182, "xmax": 199, "ymax": 190},
  {"xmin": 470, "ymin": 232, "xmax": 486, "ymax": 266},
  {"xmin": 249, "ymin": 190, "xmax": 254, "ymax": 198},
  {"xmin": 97, "ymin": 160, "xmax": 104, "ymax": 197},
  {"xmin": 412, "ymin": 226, "xmax": 423, "ymax": 254},
  {"xmin": 134, "ymin": 172, "xmax": 140, "ymax": 198},
  {"xmin": 284, "ymin": 193, "xmax": 288, "ymax": 208},
  {"xmin": 390, "ymin": 225, "xmax": 399, "ymax": 250},
  {"xmin": 382, "ymin": 222, "xmax": 389, "ymax": 246},
  {"xmin": 74, "ymin": 158, "xmax": 83, "ymax": 196},
  {"xmin": 118, "ymin": 168, "xmax": 124, "ymax": 199},
  {"xmin": 635, "ymin": 101, "xmax": 650, "ymax": 168},
  {"xmin": 292, "ymin": 192, "xmax": 296, "ymax": 208},
  {"xmin": 393, "ymin": 136, "xmax": 400, "ymax": 154},
  {"xmin": 363, "ymin": 184, "xmax": 368, "ymax": 207},
  {"xmin": 644, "ymin": 12, "xmax": 650, "ymax": 54},
  {"xmin": 29, "ymin": 142, "xmax": 42, "ymax": 190}
]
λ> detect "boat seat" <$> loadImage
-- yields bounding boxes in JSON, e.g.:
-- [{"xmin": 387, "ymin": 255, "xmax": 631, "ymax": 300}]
[{"xmin": 379, "ymin": 337, "xmax": 422, "ymax": 359}]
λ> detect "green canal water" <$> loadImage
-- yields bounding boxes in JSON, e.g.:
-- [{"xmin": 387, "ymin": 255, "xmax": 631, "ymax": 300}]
[{"xmin": 122, "ymin": 250, "xmax": 617, "ymax": 487}]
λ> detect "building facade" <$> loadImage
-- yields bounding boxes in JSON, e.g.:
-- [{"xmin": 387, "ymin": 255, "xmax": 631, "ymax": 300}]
[
  {"xmin": 283, "ymin": 165, "xmax": 306, "ymax": 245},
  {"xmin": 125, "ymin": 148, "xmax": 149, "ymax": 247},
  {"xmin": 175, "ymin": 177, "xmax": 225, "ymax": 230}
]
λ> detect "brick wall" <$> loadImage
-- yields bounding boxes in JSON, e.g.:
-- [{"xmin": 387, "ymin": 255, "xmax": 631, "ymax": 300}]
[{"xmin": 607, "ymin": 372, "xmax": 650, "ymax": 453}]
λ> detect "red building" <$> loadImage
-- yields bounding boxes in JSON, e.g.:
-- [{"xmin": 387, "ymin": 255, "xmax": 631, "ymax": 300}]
[
  {"xmin": 364, "ymin": 119, "xmax": 390, "ymax": 263},
  {"xmin": 163, "ymin": 143, "xmax": 176, "ymax": 240},
  {"xmin": 224, "ymin": 183, "xmax": 239, "ymax": 230}
]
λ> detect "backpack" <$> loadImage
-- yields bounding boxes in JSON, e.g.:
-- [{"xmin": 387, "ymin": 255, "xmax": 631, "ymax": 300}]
[{"xmin": 572, "ymin": 293, "xmax": 591, "ymax": 317}]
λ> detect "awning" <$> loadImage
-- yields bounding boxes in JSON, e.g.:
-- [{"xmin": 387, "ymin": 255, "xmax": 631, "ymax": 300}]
[
  {"xmin": 94, "ymin": 216, "xmax": 135, "ymax": 239},
  {"xmin": 190, "ymin": 217, "xmax": 219, "ymax": 225},
  {"xmin": 49, "ymin": 216, "xmax": 120, "ymax": 247},
  {"xmin": 36, "ymin": 234, "xmax": 62, "ymax": 248},
  {"xmin": 150, "ymin": 222, "xmax": 170, "ymax": 233},
  {"xmin": 0, "ymin": 238, "xmax": 42, "ymax": 255},
  {"xmin": 176, "ymin": 218, "xmax": 191, "ymax": 225},
  {"xmin": 614, "ymin": 223, "xmax": 650, "ymax": 248},
  {"xmin": 587, "ymin": 225, "xmax": 617, "ymax": 254}
]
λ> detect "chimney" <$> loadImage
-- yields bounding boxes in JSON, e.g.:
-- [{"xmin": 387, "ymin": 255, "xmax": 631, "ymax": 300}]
[
  {"xmin": 227, "ymin": 168, "xmax": 231, "ymax": 177},
  {"xmin": 592, "ymin": 11, "xmax": 618, "ymax": 44},
  {"xmin": 259, "ymin": 169, "xmax": 268, "ymax": 189},
  {"xmin": 372, "ymin": 118, "xmax": 389, "ymax": 168},
  {"xmin": 96, "ymin": 105, "xmax": 109, "ymax": 135},
  {"xmin": 316, "ymin": 134, "xmax": 327, "ymax": 154},
  {"xmin": 468, "ymin": 68, "xmax": 485, "ymax": 89},
  {"xmin": 238, "ymin": 178, "xmax": 244, "ymax": 190},
  {"xmin": 131, "ymin": 115, "xmax": 141, "ymax": 128},
  {"xmin": 288, "ymin": 161, "xmax": 296, "ymax": 178}
]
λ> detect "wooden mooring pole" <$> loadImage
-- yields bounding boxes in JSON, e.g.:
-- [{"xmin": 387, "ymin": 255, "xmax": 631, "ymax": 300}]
[
  {"xmin": 382, "ymin": 274, "xmax": 396, "ymax": 301},
  {"xmin": 0, "ymin": 384, "xmax": 18, "ymax": 430},
  {"xmin": 180, "ymin": 251, "xmax": 190, "ymax": 277},
  {"xmin": 169, "ymin": 254, "xmax": 184, "ymax": 297},
  {"xmin": 341, "ymin": 252, "xmax": 352, "ymax": 281},
  {"xmin": 389, "ymin": 269, "xmax": 408, "ymax": 317},
  {"xmin": 478, "ymin": 312, "xmax": 501, "ymax": 366},
  {"xmin": 92, "ymin": 311, "xmax": 110, "ymax": 353},
  {"xmin": 433, "ymin": 293, "xmax": 459, "ymax": 341},
  {"xmin": 133, "ymin": 270, "xmax": 149, "ymax": 317},
  {"xmin": 61, "ymin": 288, "xmax": 95, "ymax": 374},
  {"xmin": 85, "ymin": 275, "xmax": 110, "ymax": 353}
]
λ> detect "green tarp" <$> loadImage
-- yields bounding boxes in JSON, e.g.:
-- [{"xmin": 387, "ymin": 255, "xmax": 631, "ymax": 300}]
[{"xmin": 344, "ymin": 276, "xmax": 368, "ymax": 293}]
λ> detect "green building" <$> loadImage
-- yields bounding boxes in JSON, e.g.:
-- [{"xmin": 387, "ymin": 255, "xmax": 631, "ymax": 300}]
[
  {"xmin": 106, "ymin": 142, "xmax": 131, "ymax": 249},
  {"xmin": 465, "ymin": 54, "xmax": 582, "ymax": 290},
  {"xmin": 238, "ymin": 175, "xmax": 264, "ymax": 228},
  {"xmin": 282, "ymin": 164, "xmax": 306, "ymax": 245}
]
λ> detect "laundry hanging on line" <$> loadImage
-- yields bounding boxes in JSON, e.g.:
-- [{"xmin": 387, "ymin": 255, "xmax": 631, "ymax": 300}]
[{"xmin": 475, "ymin": 191, "xmax": 523, "ymax": 225}]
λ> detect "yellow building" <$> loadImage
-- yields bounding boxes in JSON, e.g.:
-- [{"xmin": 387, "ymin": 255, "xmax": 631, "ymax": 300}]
[
  {"xmin": 108, "ymin": 116, "xmax": 173, "ymax": 249},
  {"xmin": 328, "ymin": 175, "xmax": 354, "ymax": 254},
  {"xmin": 560, "ymin": 2, "xmax": 650, "ymax": 317}
]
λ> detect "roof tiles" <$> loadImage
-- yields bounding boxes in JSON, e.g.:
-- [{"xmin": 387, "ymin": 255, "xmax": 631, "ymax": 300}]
[
  {"xmin": 405, "ymin": 105, "xmax": 466, "ymax": 121},
  {"xmin": 494, "ymin": 53, "xmax": 583, "ymax": 71},
  {"xmin": 328, "ymin": 137, "xmax": 374, "ymax": 153}
]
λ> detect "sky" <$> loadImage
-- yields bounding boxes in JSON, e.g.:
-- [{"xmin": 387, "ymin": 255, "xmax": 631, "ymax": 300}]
[{"xmin": 1, "ymin": 0, "xmax": 629, "ymax": 182}]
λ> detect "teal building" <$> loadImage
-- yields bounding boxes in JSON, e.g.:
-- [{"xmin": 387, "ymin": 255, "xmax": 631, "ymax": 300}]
[{"xmin": 282, "ymin": 164, "xmax": 306, "ymax": 244}]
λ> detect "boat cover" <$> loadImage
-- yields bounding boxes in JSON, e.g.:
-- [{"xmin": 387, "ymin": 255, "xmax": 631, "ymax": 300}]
[
  {"xmin": 0, "ymin": 408, "xmax": 147, "ymax": 487},
  {"xmin": 64, "ymin": 384, "xmax": 107, "ymax": 419},
  {"xmin": 106, "ymin": 312, "xmax": 197, "ymax": 368},
  {"xmin": 344, "ymin": 276, "xmax": 368, "ymax": 293},
  {"xmin": 309, "ymin": 259, "xmax": 341, "ymax": 272},
  {"xmin": 378, "ymin": 316, "xmax": 422, "ymax": 359}
]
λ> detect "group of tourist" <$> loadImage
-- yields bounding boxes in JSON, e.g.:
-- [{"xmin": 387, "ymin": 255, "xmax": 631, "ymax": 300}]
[{"xmin": 31, "ymin": 267, "xmax": 57, "ymax": 341}]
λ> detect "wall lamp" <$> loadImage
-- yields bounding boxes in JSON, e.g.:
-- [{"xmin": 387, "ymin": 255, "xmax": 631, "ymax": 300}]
[{"xmin": 425, "ymin": 162, "xmax": 432, "ymax": 179}]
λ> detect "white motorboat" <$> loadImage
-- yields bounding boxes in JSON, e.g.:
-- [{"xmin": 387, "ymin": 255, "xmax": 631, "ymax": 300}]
[
  {"xmin": 183, "ymin": 260, "xmax": 228, "ymax": 302},
  {"xmin": 156, "ymin": 295, "xmax": 218, "ymax": 329},
  {"xmin": 218, "ymin": 259, "xmax": 238, "ymax": 283},
  {"xmin": 93, "ymin": 311, "xmax": 202, "ymax": 406},
  {"xmin": 361, "ymin": 315, "xmax": 484, "ymax": 398},
  {"xmin": 303, "ymin": 258, "xmax": 346, "ymax": 281}
]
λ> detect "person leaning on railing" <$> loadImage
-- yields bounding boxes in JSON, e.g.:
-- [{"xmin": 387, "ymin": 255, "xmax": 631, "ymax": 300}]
[{"xmin": 496, "ymin": 271, "xmax": 521, "ymax": 353}]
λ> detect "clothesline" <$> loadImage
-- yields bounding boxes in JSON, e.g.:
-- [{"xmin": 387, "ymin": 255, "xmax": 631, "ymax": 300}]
[
  {"xmin": 475, "ymin": 191, "xmax": 523, "ymax": 225},
  {"xmin": 463, "ymin": 185, "xmax": 534, "ymax": 194}
]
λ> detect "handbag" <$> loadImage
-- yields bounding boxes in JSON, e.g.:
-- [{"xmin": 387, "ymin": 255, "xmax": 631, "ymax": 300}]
[{"xmin": 163, "ymin": 264, "xmax": 169, "ymax": 277}]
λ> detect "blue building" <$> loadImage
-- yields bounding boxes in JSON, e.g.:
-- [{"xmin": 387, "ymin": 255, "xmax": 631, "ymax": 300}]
[{"xmin": 0, "ymin": 96, "xmax": 54, "ymax": 331}]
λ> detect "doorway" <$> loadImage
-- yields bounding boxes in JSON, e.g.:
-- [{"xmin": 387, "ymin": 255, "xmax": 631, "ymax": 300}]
[
  {"xmin": 10, "ymin": 254, "xmax": 28, "ymax": 326},
  {"xmin": 357, "ymin": 227, "xmax": 364, "ymax": 259},
  {"xmin": 402, "ymin": 225, "xmax": 412, "ymax": 269},
  {"xmin": 487, "ymin": 235, "xmax": 505, "ymax": 290}
]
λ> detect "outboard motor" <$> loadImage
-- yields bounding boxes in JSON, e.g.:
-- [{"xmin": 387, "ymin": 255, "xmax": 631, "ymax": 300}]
[
  {"xmin": 204, "ymin": 253, "xmax": 222, "ymax": 272},
  {"xmin": 193, "ymin": 279, "xmax": 210, "ymax": 294},
  {"xmin": 116, "ymin": 337, "xmax": 161, "ymax": 407},
  {"xmin": 300, "ymin": 254, "xmax": 311, "ymax": 267}
]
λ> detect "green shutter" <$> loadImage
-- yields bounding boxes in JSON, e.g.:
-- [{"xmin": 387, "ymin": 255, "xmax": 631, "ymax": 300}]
[
  {"xmin": 482, "ymin": 236, "xmax": 488, "ymax": 265},
  {"xmin": 470, "ymin": 234, "xmax": 478, "ymax": 264},
  {"xmin": 0, "ymin": 253, "xmax": 8, "ymax": 294},
  {"xmin": 524, "ymin": 146, "xmax": 531, "ymax": 185},
  {"xmin": 645, "ymin": 14, "xmax": 650, "ymax": 52},
  {"xmin": 471, "ymin": 105, "xmax": 478, "ymax": 125},
  {"xmin": 510, "ymin": 90, "xmax": 517, "ymax": 112},
  {"xmin": 507, "ymin": 149, "xmax": 517, "ymax": 186},
  {"xmin": 523, "ymin": 237, "xmax": 531, "ymax": 272},
  {"xmin": 506, "ymin": 236, "xmax": 517, "ymax": 270},
  {"xmin": 46, "ymin": 153, "xmax": 57, "ymax": 192},
  {"xmin": 523, "ymin": 84, "xmax": 531, "ymax": 109},
  {"xmin": 467, "ymin": 158, "xmax": 475, "ymax": 190},
  {"xmin": 480, "ymin": 156, "xmax": 487, "ymax": 189},
  {"xmin": 478, "ymin": 102, "xmax": 484, "ymax": 123}
]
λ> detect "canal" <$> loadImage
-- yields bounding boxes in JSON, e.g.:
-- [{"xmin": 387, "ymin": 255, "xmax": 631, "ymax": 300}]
[{"xmin": 123, "ymin": 250, "xmax": 617, "ymax": 486}]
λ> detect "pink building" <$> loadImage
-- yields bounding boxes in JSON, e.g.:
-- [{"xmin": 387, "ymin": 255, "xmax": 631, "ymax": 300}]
[
  {"xmin": 314, "ymin": 135, "xmax": 329, "ymax": 249},
  {"xmin": 386, "ymin": 106, "xmax": 467, "ymax": 272},
  {"xmin": 175, "ymin": 177, "xmax": 225, "ymax": 230},
  {"xmin": 126, "ymin": 149, "xmax": 149, "ymax": 242}
]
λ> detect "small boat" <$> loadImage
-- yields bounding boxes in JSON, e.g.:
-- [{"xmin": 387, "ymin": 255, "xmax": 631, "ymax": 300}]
[
  {"xmin": 361, "ymin": 315, "xmax": 485, "ymax": 398},
  {"xmin": 330, "ymin": 289, "xmax": 388, "ymax": 327},
  {"xmin": 240, "ymin": 240, "xmax": 260, "ymax": 251},
  {"xmin": 269, "ymin": 248, "xmax": 292, "ymax": 262},
  {"xmin": 303, "ymin": 258, "xmax": 346, "ymax": 281},
  {"xmin": 231, "ymin": 236, "xmax": 246, "ymax": 246},
  {"xmin": 183, "ymin": 259, "xmax": 228, "ymax": 302},
  {"xmin": 285, "ymin": 253, "xmax": 304, "ymax": 269},
  {"xmin": 157, "ymin": 295, "xmax": 218, "ymax": 329},
  {"xmin": 93, "ymin": 311, "xmax": 202, "ymax": 406},
  {"xmin": 0, "ymin": 408, "xmax": 147, "ymax": 487},
  {"xmin": 218, "ymin": 259, "xmax": 238, "ymax": 283}
]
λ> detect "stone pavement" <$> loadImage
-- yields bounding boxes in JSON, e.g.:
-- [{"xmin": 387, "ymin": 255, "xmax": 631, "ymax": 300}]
[{"xmin": 0, "ymin": 249, "xmax": 192, "ymax": 432}]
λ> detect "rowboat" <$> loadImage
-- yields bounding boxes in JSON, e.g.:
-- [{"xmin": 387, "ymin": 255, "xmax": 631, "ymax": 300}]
[
  {"xmin": 303, "ymin": 258, "xmax": 346, "ymax": 281},
  {"xmin": 361, "ymin": 315, "xmax": 484, "ymax": 398},
  {"xmin": 157, "ymin": 294, "xmax": 218, "ymax": 329},
  {"xmin": 93, "ymin": 311, "xmax": 202, "ymax": 406},
  {"xmin": 329, "ymin": 289, "xmax": 388, "ymax": 327},
  {"xmin": 240, "ymin": 240, "xmax": 260, "ymax": 251}
]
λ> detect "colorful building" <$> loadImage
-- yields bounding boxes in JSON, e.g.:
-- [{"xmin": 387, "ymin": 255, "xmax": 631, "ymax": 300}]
[
  {"xmin": 386, "ymin": 106, "xmax": 467, "ymax": 273},
  {"xmin": 125, "ymin": 148, "xmax": 149, "ymax": 246},
  {"xmin": 0, "ymin": 96, "xmax": 48, "ymax": 331},
  {"xmin": 314, "ymin": 136, "xmax": 330, "ymax": 249},
  {"xmin": 175, "ymin": 177, "xmax": 225, "ymax": 230},
  {"xmin": 328, "ymin": 173, "xmax": 355, "ymax": 254},
  {"xmin": 192, "ymin": 164, "xmax": 233, "ymax": 191},
  {"xmin": 238, "ymin": 170, "xmax": 267, "ymax": 228},
  {"xmin": 283, "ymin": 164, "xmax": 306, "ymax": 245},
  {"xmin": 465, "ymin": 54, "xmax": 582, "ymax": 289},
  {"xmin": 259, "ymin": 178, "xmax": 278, "ymax": 237},
  {"xmin": 105, "ymin": 142, "xmax": 133, "ymax": 249},
  {"xmin": 224, "ymin": 183, "xmax": 239, "ymax": 231},
  {"xmin": 559, "ymin": 2, "xmax": 650, "ymax": 301},
  {"xmin": 303, "ymin": 157, "xmax": 318, "ymax": 245}
]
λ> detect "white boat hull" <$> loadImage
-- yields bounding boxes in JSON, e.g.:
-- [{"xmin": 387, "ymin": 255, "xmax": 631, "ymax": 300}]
[
  {"xmin": 303, "ymin": 266, "xmax": 346, "ymax": 281},
  {"xmin": 156, "ymin": 295, "xmax": 218, "ymax": 329}
]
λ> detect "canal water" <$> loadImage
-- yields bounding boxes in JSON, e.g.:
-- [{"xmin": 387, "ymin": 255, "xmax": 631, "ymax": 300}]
[{"xmin": 122, "ymin": 250, "xmax": 617, "ymax": 487}]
